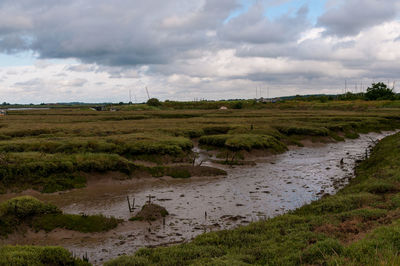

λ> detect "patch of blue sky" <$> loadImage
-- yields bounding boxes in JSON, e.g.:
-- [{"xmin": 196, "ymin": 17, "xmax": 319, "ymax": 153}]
[
  {"xmin": 0, "ymin": 51, "xmax": 37, "ymax": 67},
  {"xmin": 0, "ymin": 51, "xmax": 80, "ymax": 67},
  {"xmin": 264, "ymin": 0, "xmax": 326, "ymax": 23},
  {"xmin": 226, "ymin": 0, "xmax": 326, "ymax": 24},
  {"xmin": 224, "ymin": 0, "xmax": 255, "ymax": 23}
]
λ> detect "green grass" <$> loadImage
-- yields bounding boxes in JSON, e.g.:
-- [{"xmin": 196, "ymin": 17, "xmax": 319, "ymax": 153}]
[
  {"xmin": 32, "ymin": 213, "xmax": 121, "ymax": 233},
  {"xmin": 0, "ymin": 245, "xmax": 90, "ymax": 266},
  {"xmin": 106, "ymin": 132, "xmax": 400, "ymax": 265},
  {"xmin": 0, "ymin": 196, "xmax": 121, "ymax": 236},
  {"xmin": 199, "ymin": 134, "xmax": 287, "ymax": 153},
  {"xmin": 0, "ymin": 152, "xmax": 136, "ymax": 193}
]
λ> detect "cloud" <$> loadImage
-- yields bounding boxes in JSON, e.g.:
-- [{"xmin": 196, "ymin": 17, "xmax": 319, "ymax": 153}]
[
  {"xmin": 0, "ymin": 0, "xmax": 238, "ymax": 66},
  {"xmin": 318, "ymin": 0, "xmax": 400, "ymax": 37},
  {"xmin": 219, "ymin": 4, "xmax": 310, "ymax": 44},
  {"xmin": 0, "ymin": 0, "xmax": 400, "ymax": 103}
]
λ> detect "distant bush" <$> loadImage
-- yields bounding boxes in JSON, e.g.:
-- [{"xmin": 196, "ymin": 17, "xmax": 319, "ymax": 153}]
[
  {"xmin": 232, "ymin": 101, "xmax": 243, "ymax": 109},
  {"xmin": 147, "ymin": 98, "xmax": 161, "ymax": 106},
  {"xmin": 365, "ymin": 82, "xmax": 395, "ymax": 100}
]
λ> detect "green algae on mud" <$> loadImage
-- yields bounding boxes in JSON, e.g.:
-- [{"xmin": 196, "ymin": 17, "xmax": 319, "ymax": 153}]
[{"xmin": 105, "ymin": 132, "xmax": 400, "ymax": 265}]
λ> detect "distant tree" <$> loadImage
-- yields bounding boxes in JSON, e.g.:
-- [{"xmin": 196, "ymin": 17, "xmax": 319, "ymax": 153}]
[
  {"xmin": 118, "ymin": 102, "xmax": 124, "ymax": 105},
  {"xmin": 365, "ymin": 82, "xmax": 395, "ymax": 100},
  {"xmin": 147, "ymin": 98, "xmax": 161, "ymax": 106},
  {"xmin": 232, "ymin": 101, "xmax": 243, "ymax": 109}
]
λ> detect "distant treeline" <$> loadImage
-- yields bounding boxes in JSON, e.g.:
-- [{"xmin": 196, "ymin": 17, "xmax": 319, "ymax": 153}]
[{"xmin": 2, "ymin": 82, "xmax": 398, "ymax": 109}]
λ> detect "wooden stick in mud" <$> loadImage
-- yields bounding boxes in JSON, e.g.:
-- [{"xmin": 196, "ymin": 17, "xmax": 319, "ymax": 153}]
[{"xmin": 127, "ymin": 196, "xmax": 132, "ymax": 212}]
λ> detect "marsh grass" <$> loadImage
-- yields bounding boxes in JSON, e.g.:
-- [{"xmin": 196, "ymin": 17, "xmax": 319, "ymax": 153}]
[
  {"xmin": 0, "ymin": 196, "xmax": 121, "ymax": 237},
  {"xmin": 0, "ymin": 102, "xmax": 400, "ymax": 193},
  {"xmin": 0, "ymin": 245, "xmax": 90, "ymax": 265}
]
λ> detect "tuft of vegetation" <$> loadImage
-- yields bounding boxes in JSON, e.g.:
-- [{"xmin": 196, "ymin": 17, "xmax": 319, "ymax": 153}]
[
  {"xmin": 129, "ymin": 203, "xmax": 168, "ymax": 222},
  {"xmin": 0, "ymin": 196, "xmax": 121, "ymax": 236},
  {"xmin": 0, "ymin": 245, "xmax": 90, "ymax": 266},
  {"xmin": 199, "ymin": 134, "xmax": 287, "ymax": 153}
]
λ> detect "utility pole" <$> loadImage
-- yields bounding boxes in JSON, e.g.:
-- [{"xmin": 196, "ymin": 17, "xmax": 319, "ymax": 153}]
[{"xmin": 145, "ymin": 87, "xmax": 150, "ymax": 100}]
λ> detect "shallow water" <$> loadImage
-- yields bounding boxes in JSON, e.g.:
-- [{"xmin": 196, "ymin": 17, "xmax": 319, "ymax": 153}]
[{"xmin": 3, "ymin": 132, "xmax": 395, "ymax": 264}]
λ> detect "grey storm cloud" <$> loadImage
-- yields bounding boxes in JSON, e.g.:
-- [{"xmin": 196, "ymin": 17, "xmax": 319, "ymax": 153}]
[
  {"xmin": 0, "ymin": 0, "xmax": 238, "ymax": 66},
  {"xmin": 318, "ymin": 0, "xmax": 400, "ymax": 37}
]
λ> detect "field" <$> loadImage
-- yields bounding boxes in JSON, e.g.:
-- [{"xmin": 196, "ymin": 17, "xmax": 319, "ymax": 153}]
[{"xmin": 1, "ymin": 99, "xmax": 400, "ymax": 264}]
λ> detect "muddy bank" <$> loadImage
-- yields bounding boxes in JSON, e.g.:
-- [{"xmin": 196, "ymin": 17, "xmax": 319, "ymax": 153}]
[{"xmin": 0, "ymin": 131, "xmax": 395, "ymax": 265}]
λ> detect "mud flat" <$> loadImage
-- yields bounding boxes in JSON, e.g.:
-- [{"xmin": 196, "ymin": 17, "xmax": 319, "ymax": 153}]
[{"xmin": 1, "ymin": 131, "xmax": 395, "ymax": 265}]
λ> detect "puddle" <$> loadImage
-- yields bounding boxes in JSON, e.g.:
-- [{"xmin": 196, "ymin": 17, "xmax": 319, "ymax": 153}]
[{"xmin": 1, "ymin": 131, "xmax": 395, "ymax": 265}]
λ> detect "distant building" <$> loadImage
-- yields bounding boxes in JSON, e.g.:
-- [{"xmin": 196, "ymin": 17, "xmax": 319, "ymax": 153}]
[
  {"xmin": 219, "ymin": 106, "xmax": 228, "ymax": 110},
  {"xmin": 0, "ymin": 110, "xmax": 6, "ymax": 116},
  {"xmin": 256, "ymin": 97, "xmax": 280, "ymax": 103}
]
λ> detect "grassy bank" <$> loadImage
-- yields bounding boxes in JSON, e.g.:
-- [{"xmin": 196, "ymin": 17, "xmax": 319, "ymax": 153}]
[
  {"xmin": 0, "ymin": 196, "xmax": 121, "ymax": 237},
  {"xmin": 0, "ymin": 245, "xmax": 90, "ymax": 265},
  {"xmin": 1, "ymin": 101, "xmax": 400, "ymax": 193},
  {"xmin": 106, "ymin": 132, "xmax": 400, "ymax": 265}
]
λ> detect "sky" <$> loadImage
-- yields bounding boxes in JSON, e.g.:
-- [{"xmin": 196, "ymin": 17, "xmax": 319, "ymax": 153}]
[{"xmin": 0, "ymin": 0, "xmax": 400, "ymax": 103}]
